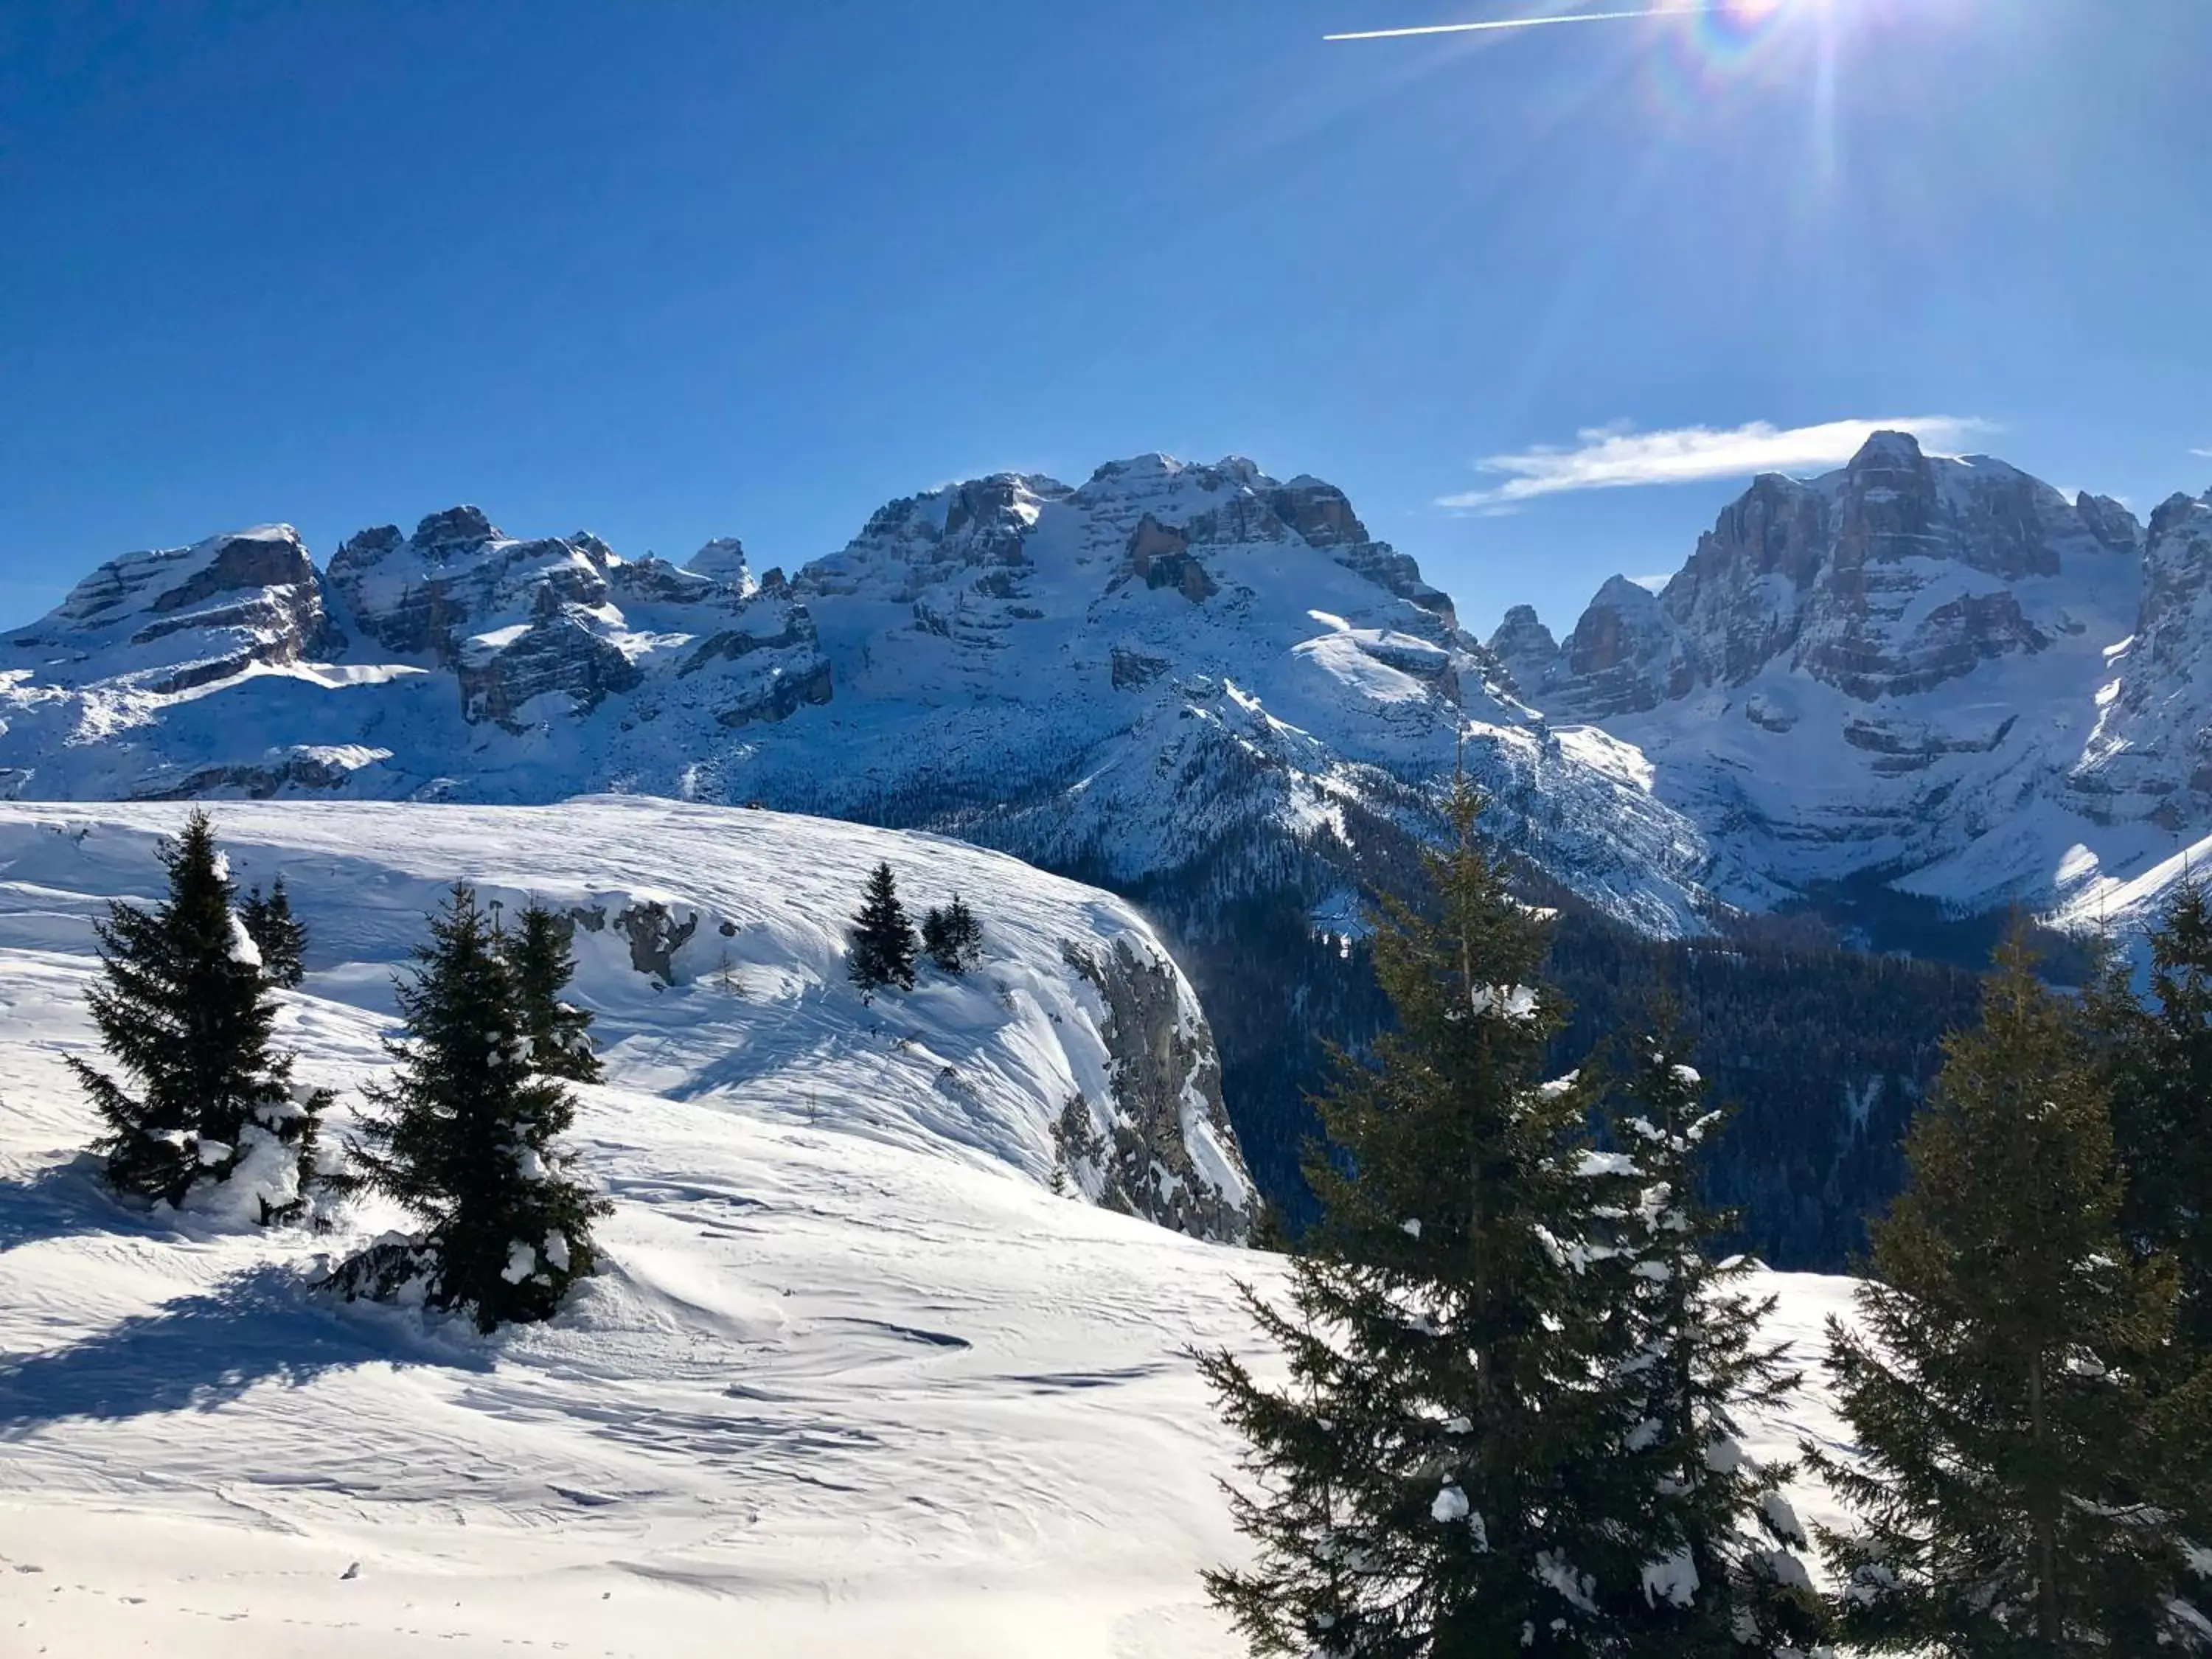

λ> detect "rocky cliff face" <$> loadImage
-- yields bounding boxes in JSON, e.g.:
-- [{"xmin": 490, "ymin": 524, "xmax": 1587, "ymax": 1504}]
[
  {"xmin": 320, "ymin": 509, "xmax": 830, "ymax": 734},
  {"xmin": 2069, "ymin": 490, "xmax": 2212, "ymax": 832},
  {"xmin": 4, "ymin": 525, "xmax": 333, "ymax": 696},
  {"xmin": 1503, "ymin": 431, "xmax": 2180, "ymax": 916},
  {"xmin": 1541, "ymin": 576, "xmax": 1694, "ymax": 718},
  {"xmin": 1062, "ymin": 938, "xmax": 1251, "ymax": 1242},
  {"xmin": 0, "ymin": 507, "xmax": 833, "ymax": 795},
  {"xmin": 1521, "ymin": 433, "xmax": 2142, "ymax": 720},
  {"xmin": 1485, "ymin": 604, "xmax": 1558, "ymax": 698}
]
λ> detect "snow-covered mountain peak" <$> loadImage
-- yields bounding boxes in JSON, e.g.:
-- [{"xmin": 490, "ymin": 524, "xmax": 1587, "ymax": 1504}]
[
  {"xmin": 1521, "ymin": 430, "xmax": 2147, "ymax": 724},
  {"xmin": 684, "ymin": 535, "xmax": 756, "ymax": 593},
  {"xmin": 0, "ymin": 457, "xmax": 1748, "ymax": 935},
  {"xmin": 1486, "ymin": 603, "xmax": 1558, "ymax": 689},
  {"xmin": 5, "ymin": 522, "xmax": 331, "ymax": 697},
  {"xmin": 1496, "ymin": 436, "xmax": 2205, "ymax": 918}
]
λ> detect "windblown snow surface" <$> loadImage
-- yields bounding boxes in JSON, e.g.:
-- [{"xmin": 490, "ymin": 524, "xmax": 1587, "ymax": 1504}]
[{"xmin": 0, "ymin": 799, "xmax": 1855, "ymax": 1657}]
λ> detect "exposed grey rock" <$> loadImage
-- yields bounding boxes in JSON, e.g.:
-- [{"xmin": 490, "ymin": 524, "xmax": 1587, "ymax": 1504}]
[
  {"xmin": 2071, "ymin": 489, "xmax": 2212, "ymax": 827},
  {"xmin": 1539, "ymin": 431, "xmax": 2149, "ymax": 716},
  {"xmin": 1125, "ymin": 515, "xmax": 1218, "ymax": 602},
  {"xmin": 1485, "ymin": 604, "xmax": 1558, "ymax": 698},
  {"xmin": 124, "ymin": 748, "xmax": 380, "ymax": 801},
  {"xmin": 321, "ymin": 509, "xmax": 837, "ymax": 733},
  {"xmin": 328, "ymin": 509, "xmax": 612, "ymax": 662},
  {"xmin": 1060, "ymin": 938, "xmax": 1253, "ymax": 1244},
  {"xmin": 1110, "ymin": 646, "xmax": 1172, "ymax": 689},
  {"xmin": 458, "ymin": 597, "xmax": 644, "ymax": 731},
  {"xmin": 5, "ymin": 526, "xmax": 333, "ymax": 695},
  {"xmin": 549, "ymin": 898, "xmax": 701, "ymax": 987},
  {"xmin": 1550, "ymin": 576, "xmax": 1694, "ymax": 717}
]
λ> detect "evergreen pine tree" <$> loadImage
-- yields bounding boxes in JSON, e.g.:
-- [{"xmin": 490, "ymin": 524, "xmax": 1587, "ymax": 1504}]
[
  {"xmin": 2084, "ymin": 879, "xmax": 2212, "ymax": 1356},
  {"xmin": 847, "ymin": 863, "xmax": 917, "ymax": 995},
  {"xmin": 238, "ymin": 873, "xmax": 307, "ymax": 989},
  {"xmin": 1198, "ymin": 777, "xmax": 1665, "ymax": 1657},
  {"xmin": 499, "ymin": 900, "xmax": 602, "ymax": 1084},
  {"xmin": 329, "ymin": 883, "xmax": 609, "ymax": 1332},
  {"xmin": 1807, "ymin": 933, "xmax": 2212, "ymax": 1654},
  {"xmin": 921, "ymin": 894, "xmax": 984, "ymax": 974},
  {"xmin": 67, "ymin": 809, "xmax": 328, "ymax": 1222},
  {"xmin": 1601, "ymin": 1021, "xmax": 1825, "ymax": 1655}
]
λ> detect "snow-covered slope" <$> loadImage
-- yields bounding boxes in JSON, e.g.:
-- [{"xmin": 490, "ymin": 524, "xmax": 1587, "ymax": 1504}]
[
  {"xmin": 0, "ymin": 799, "xmax": 1252, "ymax": 1242},
  {"xmin": 0, "ymin": 800, "xmax": 1859, "ymax": 1658},
  {"xmin": 0, "ymin": 459, "xmax": 1731, "ymax": 934},
  {"xmin": 1498, "ymin": 432, "xmax": 2212, "ymax": 924}
]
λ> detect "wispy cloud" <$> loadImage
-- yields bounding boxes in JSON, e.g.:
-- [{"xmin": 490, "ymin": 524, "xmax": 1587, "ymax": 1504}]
[
  {"xmin": 1438, "ymin": 415, "xmax": 2001, "ymax": 508},
  {"xmin": 2191, "ymin": 447, "xmax": 2212, "ymax": 460}
]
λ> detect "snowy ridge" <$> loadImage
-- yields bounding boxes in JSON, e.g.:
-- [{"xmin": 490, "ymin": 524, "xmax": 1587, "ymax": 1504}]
[
  {"xmin": 0, "ymin": 798, "xmax": 1858, "ymax": 1656},
  {"xmin": 0, "ymin": 798, "xmax": 1252, "ymax": 1240},
  {"xmin": 0, "ymin": 457, "xmax": 1733, "ymax": 935},
  {"xmin": 12, "ymin": 438, "xmax": 2211, "ymax": 936}
]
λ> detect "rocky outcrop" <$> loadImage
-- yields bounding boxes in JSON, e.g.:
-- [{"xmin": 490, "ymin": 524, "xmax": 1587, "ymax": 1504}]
[
  {"xmin": 1485, "ymin": 604, "xmax": 1558, "ymax": 698},
  {"xmin": 458, "ymin": 591, "xmax": 645, "ymax": 730},
  {"xmin": 328, "ymin": 508, "xmax": 613, "ymax": 663},
  {"xmin": 1790, "ymin": 434, "xmax": 2072, "ymax": 698},
  {"xmin": 1061, "ymin": 938, "xmax": 1253, "ymax": 1244},
  {"xmin": 124, "ymin": 746, "xmax": 389, "ymax": 801},
  {"xmin": 1659, "ymin": 471, "xmax": 1829, "ymax": 686},
  {"xmin": 321, "ymin": 507, "xmax": 835, "ymax": 731},
  {"xmin": 684, "ymin": 537, "xmax": 754, "ymax": 591},
  {"xmin": 2071, "ymin": 490, "xmax": 2212, "ymax": 828},
  {"xmin": 1549, "ymin": 577, "xmax": 1694, "ymax": 718},
  {"xmin": 1528, "ymin": 431, "xmax": 2146, "ymax": 720},
  {"xmin": 6, "ymin": 526, "xmax": 333, "ymax": 694},
  {"xmin": 1125, "ymin": 515, "xmax": 1218, "ymax": 602},
  {"xmin": 1269, "ymin": 473, "xmax": 1458, "ymax": 629}
]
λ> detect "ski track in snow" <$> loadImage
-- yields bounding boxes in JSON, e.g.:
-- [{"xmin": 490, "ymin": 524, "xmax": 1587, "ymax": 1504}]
[{"xmin": 0, "ymin": 799, "xmax": 1857, "ymax": 1657}]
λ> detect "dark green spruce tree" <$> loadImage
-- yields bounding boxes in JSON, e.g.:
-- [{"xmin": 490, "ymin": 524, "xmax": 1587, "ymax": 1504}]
[
  {"xmin": 330, "ymin": 883, "xmax": 608, "ymax": 1332},
  {"xmin": 500, "ymin": 900, "xmax": 602, "ymax": 1083},
  {"xmin": 1601, "ymin": 1021, "xmax": 1826, "ymax": 1655},
  {"xmin": 2084, "ymin": 879, "xmax": 2212, "ymax": 1357},
  {"xmin": 68, "ymin": 809, "xmax": 327, "ymax": 1222},
  {"xmin": 1807, "ymin": 933, "xmax": 2212, "ymax": 1655},
  {"xmin": 1199, "ymin": 776, "xmax": 1665, "ymax": 1658},
  {"xmin": 921, "ymin": 894, "xmax": 984, "ymax": 974},
  {"xmin": 238, "ymin": 873, "xmax": 307, "ymax": 989},
  {"xmin": 848, "ymin": 862, "xmax": 918, "ymax": 995}
]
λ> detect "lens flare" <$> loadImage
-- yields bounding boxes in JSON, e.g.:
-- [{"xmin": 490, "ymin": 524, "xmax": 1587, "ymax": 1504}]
[{"xmin": 1686, "ymin": 0, "xmax": 1798, "ymax": 67}]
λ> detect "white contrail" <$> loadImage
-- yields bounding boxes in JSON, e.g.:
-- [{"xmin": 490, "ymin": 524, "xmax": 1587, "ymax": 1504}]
[{"xmin": 1326, "ymin": 4, "xmax": 1722, "ymax": 41}]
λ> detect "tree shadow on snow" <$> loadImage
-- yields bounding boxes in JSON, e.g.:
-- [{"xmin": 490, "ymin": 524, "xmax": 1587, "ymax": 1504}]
[
  {"xmin": 0, "ymin": 1261, "xmax": 476, "ymax": 1432},
  {"xmin": 0, "ymin": 1155, "xmax": 164, "ymax": 1252}
]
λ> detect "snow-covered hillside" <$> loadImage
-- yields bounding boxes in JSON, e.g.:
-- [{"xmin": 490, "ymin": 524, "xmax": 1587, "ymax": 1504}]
[
  {"xmin": 0, "ymin": 801, "xmax": 1859, "ymax": 1658},
  {"xmin": 0, "ymin": 799, "xmax": 1252, "ymax": 1240}
]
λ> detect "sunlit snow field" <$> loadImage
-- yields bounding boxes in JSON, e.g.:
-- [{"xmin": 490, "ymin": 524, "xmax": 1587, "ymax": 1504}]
[{"xmin": 0, "ymin": 800, "xmax": 1856, "ymax": 1657}]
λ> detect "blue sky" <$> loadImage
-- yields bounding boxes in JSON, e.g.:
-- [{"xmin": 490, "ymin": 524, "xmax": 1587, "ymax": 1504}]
[{"xmin": 3, "ymin": 0, "xmax": 2207, "ymax": 640}]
